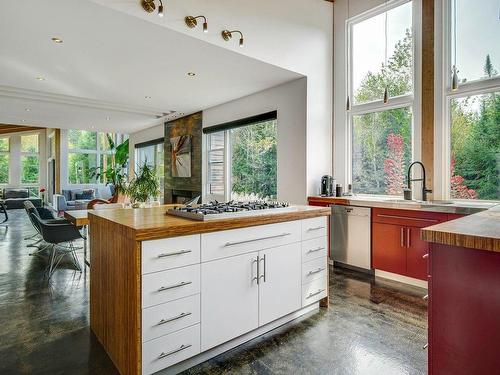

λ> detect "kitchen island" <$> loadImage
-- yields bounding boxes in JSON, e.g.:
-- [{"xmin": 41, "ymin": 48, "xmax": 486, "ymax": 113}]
[
  {"xmin": 421, "ymin": 205, "xmax": 500, "ymax": 375},
  {"xmin": 89, "ymin": 205, "xmax": 330, "ymax": 375}
]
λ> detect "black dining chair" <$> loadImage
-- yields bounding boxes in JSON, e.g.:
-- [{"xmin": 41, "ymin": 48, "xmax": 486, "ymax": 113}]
[{"xmin": 30, "ymin": 213, "xmax": 85, "ymax": 279}]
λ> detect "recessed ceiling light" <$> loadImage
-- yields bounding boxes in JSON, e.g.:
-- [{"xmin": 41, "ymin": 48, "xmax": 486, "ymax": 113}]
[
  {"xmin": 25, "ymin": 108, "xmax": 31, "ymax": 112},
  {"xmin": 187, "ymin": 72, "xmax": 196, "ymax": 77},
  {"xmin": 51, "ymin": 37, "xmax": 63, "ymax": 44},
  {"xmin": 145, "ymin": 96, "xmax": 152, "ymax": 99},
  {"xmin": 91, "ymin": 125, "xmax": 95, "ymax": 129},
  {"xmin": 21, "ymin": 119, "xmax": 26, "ymax": 123},
  {"xmin": 36, "ymin": 76, "xmax": 45, "ymax": 81},
  {"xmin": 106, "ymin": 116, "xmax": 111, "ymax": 120}
]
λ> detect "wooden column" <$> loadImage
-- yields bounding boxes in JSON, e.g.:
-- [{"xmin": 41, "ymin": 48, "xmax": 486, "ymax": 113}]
[{"xmin": 422, "ymin": 0, "xmax": 434, "ymax": 195}]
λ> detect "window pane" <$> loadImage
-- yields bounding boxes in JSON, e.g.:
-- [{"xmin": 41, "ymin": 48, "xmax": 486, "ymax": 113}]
[
  {"xmin": 450, "ymin": 92, "xmax": 500, "ymax": 200},
  {"xmin": 453, "ymin": 0, "xmax": 500, "ymax": 83},
  {"xmin": 352, "ymin": 107, "xmax": 412, "ymax": 195},
  {"xmin": 99, "ymin": 133, "xmax": 112, "ymax": 151},
  {"xmin": 0, "ymin": 137, "xmax": 9, "ymax": 152},
  {"xmin": 156, "ymin": 144, "xmax": 164, "ymax": 203},
  {"xmin": 21, "ymin": 156, "xmax": 39, "ymax": 183},
  {"xmin": 68, "ymin": 153, "xmax": 97, "ymax": 184},
  {"xmin": 209, "ymin": 132, "xmax": 224, "ymax": 150},
  {"xmin": 209, "ymin": 162, "xmax": 224, "ymax": 195},
  {"xmin": 352, "ymin": 2, "xmax": 412, "ymax": 104},
  {"xmin": 99, "ymin": 154, "xmax": 113, "ymax": 184},
  {"xmin": 21, "ymin": 134, "xmax": 39, "ymax": 153},
  {"xmin": 137, "ymin": 145, "xmax": 155, "ymax": 168},
  {"xmin": 68, "ymin": 130, "xmax": 97, "ymax": 150},
  {"xmin": 230, "ymin": 119, "xmax": 277, "ymax": 200},
  {"xmin": 0, "ymin": 154, "xmax": 8, "ymax": 184}
]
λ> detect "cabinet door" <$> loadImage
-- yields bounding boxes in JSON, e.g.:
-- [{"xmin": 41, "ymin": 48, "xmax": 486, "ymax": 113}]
[
  {"xmin": 201, "ymin": 252, "xmax": 259, "ymax": 351},
  {"xmin": 259, "ymin": 243, "xmax": 302, "ymax": 326},
  {"xmin": 372, "ymin": 223, "xmax": 406, "ymax": 275},
  {"xmin": 405, "ymin": 227, "xmax": 429, "ymax": 281}
]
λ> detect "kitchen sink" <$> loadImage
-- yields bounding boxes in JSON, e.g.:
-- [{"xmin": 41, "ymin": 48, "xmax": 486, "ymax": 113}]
[{"xmin": 383, "ymin": 198, "xmax": 454, "ymax": 206}]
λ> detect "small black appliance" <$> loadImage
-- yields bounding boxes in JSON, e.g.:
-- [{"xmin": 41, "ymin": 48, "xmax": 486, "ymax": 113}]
[{"xmin": 320, "ymin": 175, "xmax": 334, "ymax": 196}]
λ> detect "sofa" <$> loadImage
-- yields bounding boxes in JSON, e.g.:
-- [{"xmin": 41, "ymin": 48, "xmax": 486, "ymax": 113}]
[
  {"xmin": 1, "ymin": 188, "xmax": 42, "ymax": 209},
  {"xmin": 54, "ymin": 185, "xmax": 114, "ymax": 212}
]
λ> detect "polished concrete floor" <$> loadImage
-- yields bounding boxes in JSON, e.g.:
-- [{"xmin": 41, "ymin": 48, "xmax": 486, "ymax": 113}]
[{"xmin": 0, "ymin": 210, "xmax": 428, "ymax": 375}]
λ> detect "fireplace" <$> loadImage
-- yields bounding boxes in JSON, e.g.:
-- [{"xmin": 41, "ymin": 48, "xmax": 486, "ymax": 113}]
[{"xmin": 166, "ymin": 189, "xmax": 201, "ymax": 204}]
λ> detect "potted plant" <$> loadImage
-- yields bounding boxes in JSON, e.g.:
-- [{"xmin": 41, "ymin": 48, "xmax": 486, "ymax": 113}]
[
  {"xmin": 127, "ymin": 161, "xmax": 161, "ymax": 208},
  {"xmin": 90, "ymin": 134, "xmax": 129, "ymax": 202}
]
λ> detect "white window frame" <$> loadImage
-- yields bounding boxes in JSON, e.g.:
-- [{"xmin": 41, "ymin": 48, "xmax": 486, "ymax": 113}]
[
  {"xmin": 435, "ymin": 0, "xmax": 500, "ymax": 201},
  {"xmin": 0, "ymin": 136, "xmax": 10, "ymax": 185},
  {"xmin": 345, "ymin": 0, "xmax": 421, "ymax": 195},
  {"xmin": 20, "ymin": 133, "xmax": 40, "ymax": 186}
]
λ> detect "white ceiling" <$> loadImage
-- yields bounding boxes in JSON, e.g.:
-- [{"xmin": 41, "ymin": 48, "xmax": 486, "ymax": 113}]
[{"xmin": 0, "ymin": 0, "xmax": 302, "ymax": 133}]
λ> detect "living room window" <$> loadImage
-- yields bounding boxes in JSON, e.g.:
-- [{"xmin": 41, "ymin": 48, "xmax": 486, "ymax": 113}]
[
  {"xmin": 135, "ymin": 138, "xmax": 164, "ymax": 203},
  {"xmin": 0, "ymin": 137, "xmax": 9, "ymax": 184},
  {"xmin": 347, "ymin": 0, "xmax": 417, "ymax": 196},
  {"xmin": 204, "ymin": 112, "xmax": 278, "ymax": 201},
  {"xmin": 20, "ymin": 134, "xmax": 40, "ymax": 184},
  {"xmin": 442, "ymin": 0, "xmax": 500, "ymax": 201}
]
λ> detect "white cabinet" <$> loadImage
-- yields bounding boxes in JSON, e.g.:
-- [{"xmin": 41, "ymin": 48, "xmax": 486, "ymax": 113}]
[
  {"xmin": 302, "ymin": 216, "xmax": 328, "ymax": 241},
  {"xmin": 201, "ymin": 252, "xmax": 259, "ymax": 351},
  {"xmin": 259, "ymin": 243, "xmax": 301, "ymax": 325}
]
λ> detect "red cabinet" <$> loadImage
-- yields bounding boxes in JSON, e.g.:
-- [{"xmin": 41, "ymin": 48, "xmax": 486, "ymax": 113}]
[{"xmin": 372, "ymin": 208, "xmax": 448, "ymax": 281}]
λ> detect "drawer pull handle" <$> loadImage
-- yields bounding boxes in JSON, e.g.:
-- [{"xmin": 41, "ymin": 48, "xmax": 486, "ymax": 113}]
[
  {"xmin": 157, "ymin": 344, "xmax": 192, "ymax": 360},
  {"xmin": 307, "ymin": 226, "xmax": 325, "ymax": 232},
  {"xmin": 306, "ymin": 288, "xmax": 325, "ymax": 299},
  {"xmin": 307, "ymin": 247, "xmax": 325, "ymax": 254},
  {"xmin": 225, "ymin": 233, "xmax": 291, "ymax": 247},
  {"xmin": 422, "ymin": 253, "xmax": 429, "ymax": 259},
  {"xmin": 157, "ymin": 281, "xmax": 192, "ymax": 292},
  {"xmin": 307, "ymin": 267, "xmax": 325, "ymax": 276},
  {"xmin": 157, "ymin": 249, "xmax": 192, "ymax": 258},
  {"xmin": 423, "ymin": 294, "xmax": 429, "ymax": 300},
  {"xmin": 376, "ymin": 214, "xmax": 438, "ymax": 223},
  {"xmin": 157, "ymin": 312, "xmax": 192, "ymax": 326}
]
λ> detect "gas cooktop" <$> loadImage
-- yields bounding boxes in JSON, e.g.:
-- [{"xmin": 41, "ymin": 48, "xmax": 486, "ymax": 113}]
[{"xmin": 167, "ymin": 201, "xmax": 292, "ymax": 221}]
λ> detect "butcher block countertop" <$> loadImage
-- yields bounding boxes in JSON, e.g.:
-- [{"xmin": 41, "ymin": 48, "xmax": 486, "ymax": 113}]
[
  {"xmin": 421, "ymin": 205, "xmax": 500, "ymax": 252},
  {"xmin": 88, "ymin": 205, "xmax": 331, "ymax": 241}
]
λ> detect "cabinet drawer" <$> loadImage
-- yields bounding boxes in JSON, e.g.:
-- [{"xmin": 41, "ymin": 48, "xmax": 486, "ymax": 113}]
[
  {"xmin": 142, "ymin": 235, "xmax": 200, "ymax": 274},
  {"xmin": 302, "ymin": 276, "xmax": 328, "ymax": 307},
  {"xmin": 142, "ymin": 294, "xmax": 200, "ymax": 343},
  {"xmin": 302, "ymin": 236, "xmax": 328, "ymax": 263},
  {"xmin": 142, "ymin": 264, "xmax": 200, "ymax": 308},
  {"xmin": 142, "ymin": 324, "xmax": 200, "ymax": 375},
  {"xmin": 201, "ymin": 221, "xmax": 301, "ymax": 262},
  {"xmin": 372, "ymin": 208, "xmax": 447, "ymax": 228},
  {"xmin": 302, "ymin": 217, "xmax": 328, "ymax": 241},
  {"xmin": 302, "ymin": 257, "xmax": 328, "ymax": 285}
]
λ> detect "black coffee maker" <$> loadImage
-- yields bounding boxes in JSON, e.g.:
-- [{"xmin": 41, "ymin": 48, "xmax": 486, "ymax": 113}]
[{"xmin": 320, "ymin": 175, "xmax": 334, "ymax": 196}]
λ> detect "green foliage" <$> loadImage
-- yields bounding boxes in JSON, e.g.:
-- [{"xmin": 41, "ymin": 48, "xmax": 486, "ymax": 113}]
[
  {"xmin": 230, "ymin": 120, "xmax": 277, "ymax": 200},
  {"xmin": 127, "ymin": 161, "xmax": 160, "ymax": 203},
  {"xmin": 21, "ymin": 156, "xmax": 39, "ymax": 184},
  {"xmin": 0, "ymin": 155, "xmax": 8, "ymax": 184}
]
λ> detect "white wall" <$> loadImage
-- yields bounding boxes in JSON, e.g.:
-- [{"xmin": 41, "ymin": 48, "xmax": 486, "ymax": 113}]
[
  {"xmin": 128, "ymin": 123, "xmax": 164, "ymax": 178},
  {"xmin": 203, "ymin": 78, "xmax": 308, "ymax": 204}
]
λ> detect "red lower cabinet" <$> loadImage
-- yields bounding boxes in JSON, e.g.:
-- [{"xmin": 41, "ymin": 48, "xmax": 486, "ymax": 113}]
[
  {"xmin": 372, "ymin": 223, "xmax": 406, "ymax": 275},
  {"xmin": 405, "ymin": 227, "xmax": 429, "ymax": 280}
]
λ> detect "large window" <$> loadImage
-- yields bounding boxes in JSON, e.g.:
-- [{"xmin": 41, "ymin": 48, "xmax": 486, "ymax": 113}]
[
  {"xmin": 0, "ymin": 137, "xmax": 9, "ymax": 184},
  {"xmin": 21, "ymin": 134, "xmax": 39, "ymax": 184},
  {"xmin": 348, "ymin": 0, "xmax": 415, "ymax": 195},
  {"xmin": 445, "ymin": 0, "xmax": 500, "ymax": 200},
  {"xmin": 135, "ymin": 139, "xmax": 164, "ymax": 202},
  {"xmin": 206, "ymin": 116, "xmax": 277, "ymax": 201},
  {"xmin": 67, "ymin": 130, "xmax": 127, "ymax": 184}
]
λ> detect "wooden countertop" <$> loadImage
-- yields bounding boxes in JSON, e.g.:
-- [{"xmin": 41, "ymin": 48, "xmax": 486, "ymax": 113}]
[
  {"xmin": 421, "ymin": 205, "xmax": 500, "ymax": 252},
  {"xmin": 88, "ymin": 205, "xmax": 331, "ymax": 241}
]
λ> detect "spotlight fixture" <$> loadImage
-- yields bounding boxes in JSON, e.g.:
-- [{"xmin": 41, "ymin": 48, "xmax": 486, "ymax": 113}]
[
  {"xmin": 36, "ymin": 76, "xmax": 45, "ymax": 81},
  {"xmin": 25, "ymin": 108, "xmax": 31, "ymax": 112},
  {"xmin": 185, "ymin": 15, "xmax": 208, "ymax": 33},
  {"xmin": 51, "ymin": 37, "xmax": 63, "ymax": 44},
  {"xmin": 221, "ymin": 30, "xmax": 244, "ymax": 47},
  {"xmin": 145, "ymin": 96, "xmax": 152, "ymax": 99},
  {"xmin": 141, "ymin": 0, "xmax": 164, "ymax": 17}
]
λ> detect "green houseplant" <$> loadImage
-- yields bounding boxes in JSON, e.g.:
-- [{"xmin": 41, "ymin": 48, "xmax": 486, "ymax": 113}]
[{"xmin": 127, "ymin": 161, "xmax": 161, "ymax": 208}]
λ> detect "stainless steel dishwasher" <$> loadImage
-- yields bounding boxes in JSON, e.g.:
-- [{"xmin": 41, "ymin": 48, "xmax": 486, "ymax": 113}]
[{"xmin": 331, "ymin": 205, "xmax": 371, "ymax": 271}]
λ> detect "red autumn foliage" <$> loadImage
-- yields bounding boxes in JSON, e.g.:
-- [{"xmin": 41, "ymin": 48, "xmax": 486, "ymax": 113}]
[
  {"xmin": 450, "ymin": 158, "xmax": 477, "ymax": 199},
  {"xmin": 384, "ymin": 133, "xmax": 405, "ymax": 195}
]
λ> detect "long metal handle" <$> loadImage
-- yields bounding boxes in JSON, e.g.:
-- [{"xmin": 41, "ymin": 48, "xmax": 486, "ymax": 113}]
[
  {"xmin": 307, "ymin": 267, "xmax": 325, "ymax": 276},
  {"xmin": 377, "ymin": 214, "xmax": 438, "ymax": 223},
  {"xmin": 157, "ymin": 281, "xmax": 192, "ymax": 292},
  {"xmin": 157, "ymin": 344, "xmax": 192, "ymax": 359},
  {"xmin": 306, "ymin": 289, "xmax": 325, "ymax": 299},
  {"xmin": 407, "ymin": 228, "xmax": 411, "ymax": 248},
  {"xmin": 307, "ymin": 246, "xmax": 325, "ymax": 254},
  {"xmin": 157, "ymin": 312, "xmax": 192, "ymax": 326},
  {"xmin": 157, "ymin": 249, "xmax": 192, "ymax": 258},
  {"xmin": 252, "ymin": 256, "xmax": 259, "ymax": 285},
  {"xmin": 423, "ymin": 294, "xmax": 428, "ymax": 300},
  {"xmin": 401, "ymin": 227, "xmax": 405, "ymax": 247},
  {"xmin": 422, "ymin": 253, "xmax": 429, "ymax": 259},
  {"xmin": 259, "ymin": 254, "xmax": 266, "ymax": 282},
  {"xmin": 307, "ymin": 226, "xmax": 325, "ymax": 232},
  {"xmin": 225, "ymin": 233, "xmax": 290, "ymax": 247}
]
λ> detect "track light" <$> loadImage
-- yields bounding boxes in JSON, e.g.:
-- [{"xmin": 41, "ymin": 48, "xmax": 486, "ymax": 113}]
[
  {"xmin": 141, "ymin": 0, "xmax": 164, "ymax": 17},
  {"xmin": 221, "ymin": 30, "xmax": 244, "ymax": 47},
  {"xmin": 185, "ymin": 15, "xmax": 208, "ymax": 33}
]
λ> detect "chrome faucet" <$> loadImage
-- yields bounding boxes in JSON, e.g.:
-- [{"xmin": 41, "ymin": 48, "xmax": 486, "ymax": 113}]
[{"xmin": 406, "ymin": 161, "xmax": 432, "ymax": 201}]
